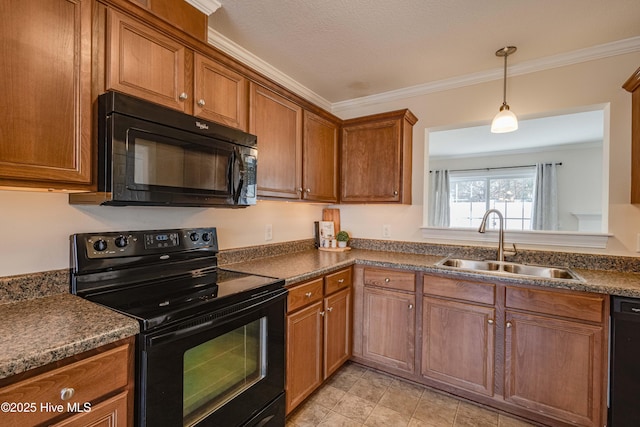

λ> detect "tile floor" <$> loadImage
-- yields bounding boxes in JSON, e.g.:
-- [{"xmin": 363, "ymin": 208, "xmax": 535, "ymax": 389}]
[{"xmin": 286, "ymin": 362, "xmax": 538, "ymax": 427}]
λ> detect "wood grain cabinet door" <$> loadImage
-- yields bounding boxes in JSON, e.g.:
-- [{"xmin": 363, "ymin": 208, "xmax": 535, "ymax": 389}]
[
  {"xmin": 302, "ymin": 111, "xmax": 338, "ymax": 203},
  {"xmin": 324, "ymin": 287, "xmax": 351, "ymax": 378},
  {"xmin": 0, "ymin": 0, "xmax": 92, "ymax": 187},
  {"xmin": 285, "ymin": 301, "xmax": 323, "ymax": 413},
  {"xmin": 249, "ymin": 83, "xmax": 302, "ymax": 199},
  {"xmin": 194, "ymin": 54, "xmax": 248, "ymax": 130},
  {"xmin": 504, "ymin": 311, "xmax": 604, "ymax": 427},
  {"xmin": 362, "ymin": 287, "xmax": 415, "ymax": 373},
  {"xmin": 106, "ymin": 9, "xmax": 188, "ymax": 112},
  {"xmin": 422, "ymin": 297, "xmax": 495, "ymax": 396}
]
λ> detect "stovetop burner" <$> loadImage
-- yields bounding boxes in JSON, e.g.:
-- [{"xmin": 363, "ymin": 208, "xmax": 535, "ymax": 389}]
[{"xmin": 70, "ymin": 227, "xmax": 285, "ymax": 331}]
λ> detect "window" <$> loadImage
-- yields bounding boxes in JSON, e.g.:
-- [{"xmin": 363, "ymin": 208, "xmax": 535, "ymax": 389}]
[{"xmin": 449, "ymin": 167, "xmax": 535, "ymax": 230}]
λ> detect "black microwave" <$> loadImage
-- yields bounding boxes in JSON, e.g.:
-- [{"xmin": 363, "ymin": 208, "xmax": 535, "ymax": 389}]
[{"xmin": 69, "ymin": 91, "xmax": 257, "ymax": 207}]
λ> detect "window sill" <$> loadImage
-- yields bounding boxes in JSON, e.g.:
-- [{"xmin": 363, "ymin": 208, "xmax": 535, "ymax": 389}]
[{"xmin": 420, "ymin": 227, "xmax": 611, "ymax": 249}]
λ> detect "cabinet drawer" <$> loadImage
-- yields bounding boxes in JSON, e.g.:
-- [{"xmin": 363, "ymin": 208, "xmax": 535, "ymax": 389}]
[
  {"xmin": 325, "ymin": 268, "xmax": 352, "ymax": 295},
  {"xmin": 423, "ymin": 275, "xmax": 495, "ymax": 305},
  {"xmin": 287, "ymin": 278, "xmax": 323, "ymax": 313},
  {"xmin": 363, "ymin": 268, "xmax": 415, "ymax": 292},
  {"xmin": 0, "ymin": 343, "xmax": 130, "ymax": 427},
  {"xmin": 505, "ymin": 286, "xmax": 605, "ymax": 323}
]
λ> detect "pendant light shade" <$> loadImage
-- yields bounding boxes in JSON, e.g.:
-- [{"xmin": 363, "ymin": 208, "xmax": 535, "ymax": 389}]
[{"xmin": 491, "ymin": 46, "xmax": 518, "ymax": 133}]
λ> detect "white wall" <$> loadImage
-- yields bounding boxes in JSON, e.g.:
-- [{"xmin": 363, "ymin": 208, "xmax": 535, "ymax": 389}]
[
  {"xmin": 0, "ymin": 191, "xmax": 326, "ymax": 276},
  {"xmin": 335, "ymin": 52, "xmax": 640, "ymax": 256}
]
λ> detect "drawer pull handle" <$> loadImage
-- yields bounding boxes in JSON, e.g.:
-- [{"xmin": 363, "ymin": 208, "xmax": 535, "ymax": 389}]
[
  {"xmin": 408, "ymin": 304, "xmax": 414, "ymax": 310},
  {"xmin": 319, "ymin": 311, "xmax": 325, "ymax": 317},
  {"xmin": 327, "ymin": 306, "xmax": 333, "ymax": 312},
  {"xmin": 384, "ymin": 278, "xmax": 391, "ymax": 283},
  {"xmin": 506, "ymin": 321, "xmax": 513, "ymax": 328},
  {"xmin": 305, "ymin": 292, "xmax": 312, "ymax": 298},
  {"xmin": 488, "ymin": 319, "xmax": 494, "ymax": 325},
  {"xmin": 179, "ymin": 92, "xmax": 188, "ymax": 101},
  {"xmin": 60, "ymin": 387, "xmax": 75, "ymax": 400},
  {"xmin": 197, "ymin": 99, "xmax": 206, "ymax": 107},
  {"xmin": 338, "ymin": 279, "xmax": 344, "ymax": 283}
]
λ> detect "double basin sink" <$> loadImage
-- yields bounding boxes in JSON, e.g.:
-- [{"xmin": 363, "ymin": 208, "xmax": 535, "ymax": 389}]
[{"xmin": 436, "ymin": 257, "xmax": 583, "ymax": 282}]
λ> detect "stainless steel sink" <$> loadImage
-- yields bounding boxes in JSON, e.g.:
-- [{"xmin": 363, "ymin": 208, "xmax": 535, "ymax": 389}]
[{"xmin": 436, "ymin": 257, "xmax": 583, "ymax": 281}]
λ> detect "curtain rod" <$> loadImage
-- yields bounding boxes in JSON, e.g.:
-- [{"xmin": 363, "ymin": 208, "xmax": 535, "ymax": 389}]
[{"xmin": 429, "ymin": 162, "xmax": 562, "ymax": 173}]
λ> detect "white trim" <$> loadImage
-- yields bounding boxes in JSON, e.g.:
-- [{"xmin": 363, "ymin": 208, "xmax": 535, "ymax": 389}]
[
  {"xmin": 207, "ymin": 28, "xmax": 332, "ymax": 110},
  {"xmin": 332, "ymin": 36, "xmax": 640, "ymax": 114},
  {"xmin": 185, "ymin": 0, "xmax": 221, "ymax": 16},
  {"xmin": 421, "ymin": 227, "xmax": 611, "ymax": 249}
]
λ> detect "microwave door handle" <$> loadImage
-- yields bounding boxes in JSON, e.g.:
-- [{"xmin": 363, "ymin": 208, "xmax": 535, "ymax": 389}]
[{"xmin": 231, "ymin": 149, "xmax": 245, "ymax": 204}]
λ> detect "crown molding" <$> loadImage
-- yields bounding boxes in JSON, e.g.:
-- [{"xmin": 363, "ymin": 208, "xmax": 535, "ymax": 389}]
[
  {"xmin": 185, "ymin": 0, "xmax": 221, "ymax": 16},
  {"xmin": 206, "ymin": 30, "xmax": 640, "ymax": 115},
  {"xmin": 207, "ymin": 28, "xmax": 332, "ymax": 110}
]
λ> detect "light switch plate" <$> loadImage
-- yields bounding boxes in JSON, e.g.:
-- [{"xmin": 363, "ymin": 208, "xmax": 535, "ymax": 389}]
[{"xmin": 265, "ymin": 224, "xmax": 273, "ymax": 241}]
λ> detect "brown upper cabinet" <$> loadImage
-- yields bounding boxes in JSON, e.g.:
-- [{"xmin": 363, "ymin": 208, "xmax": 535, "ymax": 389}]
[
  {"xmin": 106, "ymin": 9, "xmax": 249, "ymax": 130},
  {"xmin": 0, "ymin": 0, "xmax": 92, "ymax": 189},
  {"xmin": 341, "ymin": 109, "xmax": 417, "ymax": 203},
  {"xmin": 624, "ymin": 66, "xmax": 640, "ymax": 203},
  {"xmin": 302, "ymin": 111, "xmax": 339, "ymax": 203},
  {"xmin": 249, "ymin": 82, "xmax": 303, "ymax": 199}
]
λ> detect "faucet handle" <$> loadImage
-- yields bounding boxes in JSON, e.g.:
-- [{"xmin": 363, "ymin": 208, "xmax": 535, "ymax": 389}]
[{"xmin": 505, "ymin": 243, "xmax": 518, "ymax": 257}]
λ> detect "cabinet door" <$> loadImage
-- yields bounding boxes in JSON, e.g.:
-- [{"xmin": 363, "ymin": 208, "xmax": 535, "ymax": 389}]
[
  {"xmin": 194, "ymin": 54, "xmax": 248, "ymax": 130},
  {"xmin": 302, "ymin": 111, "xmax": 338, "ymax": 202},
  {"xmin": 362, "ymin": 287, "xmax": 415, "ymax": 373},
  {"xmin": 249, "ymin": 83, "xmax": 302, "ymax": 199},
  {"xmin": 504, "ymin": 311, "xmax": 604, "ymax": 427},
  {"xmin": 286, "ymin": 301, "xmax": 323, "ymax": 414},
  {"xmin": 422, "ymin": 297, "xmax": 495, "ymax": 396},
  {"xmin": 324, "ymin": 287, "xmax": 351, "ymax": 378},
  {"xmin": 0, "ymin": 0, "xmax": 92, "ymax": 187},
  {"xmin": 51, "ymin": 391, "xmax": 129, "ymax": 427},
  {"xmin": 107, "ymin": 9, "xmax": 188, "ymax": 112},
  {"xmin": 341, "ymin": 118, "xmax": 402, "ymax": 202}
]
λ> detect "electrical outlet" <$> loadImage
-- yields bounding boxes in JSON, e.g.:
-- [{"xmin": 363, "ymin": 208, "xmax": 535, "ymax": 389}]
[
  {"xmin": 382, "ymin": 224, "xmax": 391, "ymax": 238},
  {"xmin": 265, "ymin": 224, "xmax": 273, "ymax": 241}
]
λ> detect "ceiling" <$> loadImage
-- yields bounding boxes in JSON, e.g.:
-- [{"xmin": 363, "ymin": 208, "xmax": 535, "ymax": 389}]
[{"xmin": 206, "ymin": 0, "xmax": 640, "ymax": 105}]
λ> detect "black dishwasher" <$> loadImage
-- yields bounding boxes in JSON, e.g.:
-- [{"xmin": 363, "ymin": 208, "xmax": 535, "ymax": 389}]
[{"xmin": 610, "ymin": 296, "xmax": 640, "ymax": 426}]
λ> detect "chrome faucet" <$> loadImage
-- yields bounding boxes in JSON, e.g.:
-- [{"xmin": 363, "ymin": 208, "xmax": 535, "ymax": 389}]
[{"xmin": 478, "ymin": 209, "xmax": 507, "ymax": 262}]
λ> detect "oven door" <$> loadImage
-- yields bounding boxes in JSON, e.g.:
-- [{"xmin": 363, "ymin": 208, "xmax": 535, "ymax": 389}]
[{"xmin": 139, "ymin": 290, "xmax": 286, "ymax": 427}]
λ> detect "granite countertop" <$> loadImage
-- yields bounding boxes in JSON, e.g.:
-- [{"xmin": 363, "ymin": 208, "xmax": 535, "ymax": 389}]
[
  {"xmin": 5, "ymin": 246, "xmax": 640, "ymax": 383},
  {"xmin": 223, "ymin": 248, "xmax": 640, "ymax": 297},
  {"xmin": 0, "ymin": 294, "xmax": 139, "ymax": 380}
]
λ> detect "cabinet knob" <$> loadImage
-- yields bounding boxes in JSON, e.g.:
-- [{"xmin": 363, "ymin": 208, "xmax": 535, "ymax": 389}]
[
  {"xmin": 506, "ymin": 321, "xmax": 513, "ymax": 328},
  {"xmin": 393, "ymin": 190, "xmax": 398, "ymax": 196},
  {"xmin": 384, "ymin": 278, "xmax": 391, "ymax": 283},
  {"xmin": 327, "ymin": 307, "xmax": 333, "ymax": 312},
  {"xmin": 197, "ymin": 99, "xmax": 206, "ymax": 107},
  {"xmin": 408, "ymin": 304, "xmax": 414, "ymax": 310},
  {"xmin": 297, "ymin": 187, "xmax": 303, "ymax": 193},
  {"xmin": 337, "ymin": 279, "xmax": 344, "ymax": 283},
  {"xmin": 305, "ymin": 188, "xmax": 311, "ymax": 193},
  {"xmin": 319, "ymin": 311, "xmax": 325, "ymax": 317},
  {"xmin": 488, "ymin": 319, "xmax": 494, "ymax": 325},
  {"xmin": 305, "ymin": 292, "xmax": 312, "ymax": 298},
  {"xmin": 60, "ymin": 387, "xmax": 75, "ymax": 400},
  {"xmin": 179, "ymin": 92, "xmax": 188, "ymax": 101}
]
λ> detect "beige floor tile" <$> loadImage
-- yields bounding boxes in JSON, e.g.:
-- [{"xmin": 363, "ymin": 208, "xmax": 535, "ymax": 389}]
[
  {"xmin": 364, "ymin": 405, "xmax": 411, "ymax": 427},
  {"xmin": 408, "ymin": 416, "xmax": 452, "ymax": 427},
  {"xmin": 388, "ymin": 376, "xmax": 426, "ymax": 399},
  {"xmin": 333, "ymin": 393, "xmax": 377, "ymax": 423},
  {"xmin": 318, "ymin": 410, "xmax": 364, "ymax": 427},
  {"xmin": 288, "ymin": 401, "xmax": 331, "ymax": 427},
  {"xmin": 361, "ymin": 369, "xmax": 396, "ymax": 388},
  {"xmin": 378, "ymin": 385, "xmax": 422, "ymax": 417},
  {"xmin": 498, "ymin": 414, "xmax": 537, "ymax": 427},
  {"xmin": 412, "ymin": 390, "xmax": 459, "ymax": 426},
  {"xmin": 328, "ymin": 369, "xmax": 363, "ymax": 392},
  {"xmin": 340, "ymin": 362, "xmax": 369, "ymax": 378},
  {"xmin": 308, "ymin": 384, "xmax": 347, "ymax": 410},
  {"xmin": 349, "ymin": 376, "xmax": 389, "ymax": 403},
  {"xmin": 454, "ymin": 401, "xmax": 499, "ymax": 427}
]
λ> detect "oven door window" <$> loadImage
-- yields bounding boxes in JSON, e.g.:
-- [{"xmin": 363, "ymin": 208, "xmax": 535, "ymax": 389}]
[
  {"xmin": 183, "ymin": 317, "xmax": 267, "ymax": 427},
  {"xmin": 127, "ymin": 129, "xmax": 233, "ymax": 196}
]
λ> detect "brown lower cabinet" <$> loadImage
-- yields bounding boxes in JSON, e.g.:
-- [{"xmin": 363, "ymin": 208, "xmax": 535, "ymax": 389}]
[
  {"xmin": 285, "ymin": 267, "xmax": 352, "ymax": 414},
  {"xmin": 0, "ymin": 337, "xmax": 134, "ymax": 427},
  {"xmin": 352, "ymin": 266, "xmax": 608, "ymax": 427}
]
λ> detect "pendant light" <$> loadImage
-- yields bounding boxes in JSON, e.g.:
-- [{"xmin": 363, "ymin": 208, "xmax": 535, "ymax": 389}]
[{"xmin": 491, "ymin": 46, "xmax": 518, "ymax": 133}]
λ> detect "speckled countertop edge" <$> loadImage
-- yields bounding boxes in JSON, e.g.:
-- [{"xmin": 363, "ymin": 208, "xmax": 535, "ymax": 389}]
[
  {"xmin": 0, "ymin": 294, "xmax": 139, "ymax": 380},
  {"xmin": 222, "ymin": 248, "xmax": 640, "ymax": 298}
]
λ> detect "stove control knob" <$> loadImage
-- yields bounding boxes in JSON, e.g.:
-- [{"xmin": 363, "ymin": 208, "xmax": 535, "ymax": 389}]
[
  {"xmin": 202, "ymin": 232, "xmax": 211, "ymax": 242},
  {"xmin": 93, "ymin": 239, "xmax": 107, "ymax": 251},
  {"xmin": 114, "ymin": 235, "xmax": 128, "ymax": 248},
  {"xmin": 189, "ymin": 232, "xmax": 200, "ymax": 242}
]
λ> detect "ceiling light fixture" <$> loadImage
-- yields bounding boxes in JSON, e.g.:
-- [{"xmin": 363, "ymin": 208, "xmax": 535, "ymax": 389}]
[{"xmin": 491, "ymin": 46, "xmax": 518, "ymax": 133}]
